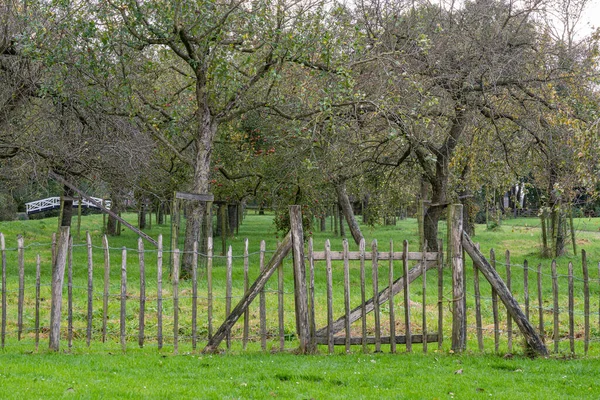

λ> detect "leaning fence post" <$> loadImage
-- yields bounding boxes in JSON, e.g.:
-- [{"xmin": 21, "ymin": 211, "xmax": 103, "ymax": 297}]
[
  {"xmin": 449, "ymin": 204, "xmax": 466, "ymax": 352},
  {"xmin": 49, "ymin": 226, "xmax": 70, "ymax": 351},
  {"xmin": 289, "ymin": 205, "xmax": 312, "ymax": 354}
]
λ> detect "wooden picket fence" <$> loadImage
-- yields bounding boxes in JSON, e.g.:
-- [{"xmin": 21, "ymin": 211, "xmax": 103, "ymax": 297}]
[{"xmin": 1, "ymin": 205, "xmax": 598, "ymax": 355}]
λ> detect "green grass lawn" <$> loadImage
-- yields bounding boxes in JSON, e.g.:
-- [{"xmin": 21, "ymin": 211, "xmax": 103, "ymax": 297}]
[{"xmin": 2, "ymin": 212, "xmax": 600, "ymax": 398}]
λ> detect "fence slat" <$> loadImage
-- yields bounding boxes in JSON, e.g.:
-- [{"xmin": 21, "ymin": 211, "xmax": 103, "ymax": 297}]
[
  {"xmin": 437, "ymin": 239, "xmax": 443, "ymax": 350},
  {"xmin": 173, "ymin": 249, "xmax": 180, "ymax": 354},
  {"xmin": 568, "ymin": 261, "xmax": 574, "ymax": 355},
  {"xmin": 243, "ymin": 238, "xmax": 249, "ymax": 350},
  {"xmin": 344, "ymin": 239, "xmax": 352, "ymax": 353},
  {"xmin": 505, "ymin": 250, "xmax": 512, "ymax": 353},
  {"xmin": 422, "ymin": 241, "xmax": 428, "ymax": 354},
  {"xmin": 308, "ymin": 237, "xmax": 316, "ymax": 352},
  {"xmin": 17, "ymin": 236, "xmax": 24, "ymax": 341},
  {"xmin": 524, "ymin": 260, "xmax": 530, "ymax": 321},
  {"xmin": 35, "ymin": 254, "xmax": 41, "ymax": 351},
  {"xmin": 191, "ymin": 240, "xmax": 198, "ymax": 350},
  {"xmin": 372, "ymin": 240, "xmax": 381, "ymax": 353},
  {"xmin": 326, "ymin": 239, "xmax": 334, "ymax": 354},
  {"xmin": 403, "ymin": 240, "xmax": 412, "ymax": 353},
  {"xmin": 490, "ymin": 249, "xmax": 499, "ymax": 353},
  {"xmin": 49, "ymin": 226, "xmax": 70, "ymax": 351},
  {"xmin": 157, "ymin": 234, "xmax": 163, "ymax": 350},
  {"xmin": 388, "ymin": 240, "xmax": 396, "ymax": 354},
  {"xmin": 552, "ymin": 259, "xmax": 559, "ymax": 353},
  {"xmin": 86, "ymin": 232, "xmax": 93, "ymax": 347},
  {"xmin": 1, "ymin": 233, "xmax": 5, "ymax": 349},
  {"xmin": 207, "ymin": 235, "xmax": 213, "ymax": 341},
  {"xmin": 278, "ymin": 243, "xmax": 285, "ymax": 352},
  {"xmin": 359, "ymin": 239, "xmax": 367, "ymax": 353},
  {"xmin": 138, "ymin": 238, "xmax": 146, "ymax": 348},
  {"xmin": 537, "ymin": 264, "xmax": 544, "ymax": 340},
  {"xmin": 583, "ymin": 250, "xmax": 589, "ymax": 355},
  {"xmin": 474, "ymin": 243, "xmax": 483, "ymax": 352},
  {"xmin": 120, "ymin": 247, "xmax": 127, "ymax": 353},
  {"xmin": 259, "ymin": 240, "xmax": 266, "ymax": 351},
  {"xmin": 226, "ymin": 246, "xmax": 233, "ymax": 350},
  {"xmin": 102, "ymin": 235, "xmax": 110, "ymax": 343},
  {"xmin": 68, "ymin": 237, "xmax": 73, "ymax": 349}
]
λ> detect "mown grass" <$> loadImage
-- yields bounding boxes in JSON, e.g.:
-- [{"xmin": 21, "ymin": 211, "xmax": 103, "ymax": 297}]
[
  {"xmin": 2, "ymin": 343, "xmax": 600, "ymax": 399},
  {"xmin": 2, "ymin": 212, "xmax": 600, "ymax": 398}
]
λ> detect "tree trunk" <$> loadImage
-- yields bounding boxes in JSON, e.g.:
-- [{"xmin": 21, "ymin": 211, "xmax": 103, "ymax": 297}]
[
  {"xmin": 106, "ymin": 196, "xmax": 120, "ymax": 236},
  {"xmin": 335, "ymin": 182, "xmax": 363, "ymax": 245},
  {"xmin": 228, "ymin": 204, "xmax": 237, "ymax": 235},
  {"xmin": 157, "ymin": 202, "xmax": 165, "ymax": 225},
  {"xmin": 338, "ymin": 204, "xmax": 346, "ymax": 238},
  {"xmin": 60, "ymin": 185, "xmax": 74, "ymax": 227},
  {"xmin": 181, "ymin": 109, "xmax": 218, "ymax": 278},
  {"xmin": 138, "ymin": 200, "xmax": 146, "ymax": 230},
  {"xmin": 320, "ymin": 216, "xmax": 326, "ymax": 232}
]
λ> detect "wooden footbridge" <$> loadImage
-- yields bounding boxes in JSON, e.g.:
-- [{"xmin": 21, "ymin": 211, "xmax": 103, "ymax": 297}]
[{"xmin": 25, "ymin": 197, "xmax": 111, "ymax": 215}]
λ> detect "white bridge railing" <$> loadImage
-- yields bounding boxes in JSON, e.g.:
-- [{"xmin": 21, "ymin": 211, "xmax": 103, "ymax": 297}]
[{"xmin": 25, "ymin": 197, "xmax": 111, "ymax": 215}]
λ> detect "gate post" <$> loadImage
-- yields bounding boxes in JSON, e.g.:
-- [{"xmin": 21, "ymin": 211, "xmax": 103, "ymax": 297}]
[
  {"xmin": 449, "ymin": 204, "xmax": 466, "ymax": 352},
  {"xmin": 289, "ymin": 205, "xmax": 312, "ymax": 353},
  {"xmin": 49, "ymin": 226, "xmax": 70, "ymax": 351}
]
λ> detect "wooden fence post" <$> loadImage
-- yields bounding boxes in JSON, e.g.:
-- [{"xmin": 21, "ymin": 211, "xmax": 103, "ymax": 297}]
[
  {"xmin": 289, "ymin": 205, "xmax": 312, "ymax": 354},
  {"xmin": 449, "ymin": 204, "xmax": 466, "ymax": 353},
  {"xmin": 49, "ymin": 226, "xmax": 70, "ymax": 351}
]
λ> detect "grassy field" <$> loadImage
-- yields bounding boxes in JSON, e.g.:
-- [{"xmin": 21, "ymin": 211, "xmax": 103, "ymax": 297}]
[{"xmin": 2, "ymin": 212, "xmax": 600, "ymax": 398}]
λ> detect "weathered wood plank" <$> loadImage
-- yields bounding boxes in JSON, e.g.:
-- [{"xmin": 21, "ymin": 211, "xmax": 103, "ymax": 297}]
[
  {"xmin": 157, "ymin": 235, "xmax": 164, "ymax": 350},
  {"xmin": 437, "ymin": 239, "xmax": 443, "ymax": 350},
  {"xmin": 490, "ymin": 249, "xmax": 499, "ymax": 353},
  {"xmin": 403, "ymin": 240, "xmax": 412, "ymax": 353},
  {"xmin": 473, "ymin": 243, "xmax": 483, "ymax": 352},
  {"xmin": 120, "ymin": 247, "xmax": 127, "ymax": 353},
  {"xmin": 243, "ymin": 238, "xmax": 249, "ymax": 350},
  {"xmin": 226, "ymin": 246, "xmax": 233, "ymax": 350},
  {"xmin": 86, "ymin": 232, "xmax": 93, "ymax": 347},
  {"xmin": 191, "ymin": 240, "xmax": 198, "ymax": 350},
  {"xmin": 260, "ymin": 240, "xmax": 266, "ymax": 351},
  {"xmin": 568, "ymin": 261, "xmax": 574, "ymax": 355},
  {"xmin": 552, "ymin": 259, "xmax": 559, "ymax": 353},
  {"xmin": 308, "ymin": 237, "xmax": 316, "ymax": 352},
  {"xmin": 207, "ymin": 235, "xmax": 213, "ymax": 340},
  {"xmin": 289, "ymin": 205, "xmax": 311, "ymax": 353},
  {"xmin": 326, "ymin": 239, "xmax": 334, "ymax": 354},
  {"xmin": 463, "ymin": 232, "xmax": 548, "ymax": 356},
  {"xmin": 505, "ymin": 250, "xmax": 512, "ymax": 353},
  {"xmin": 359, "ymin": 238, "xmax": 367, "ymax": 353},
  {"xmin": 35, "ymin": 254, "xmax": 41, "ymax": 351},
  {"xmin": 311, "ymin": 251, "xmax": 438, "ymax": 261},
  {"xmin": 583, "ymin": 250, "xmax": 589, "ymax": 355},
  {"xmin": 422, "ymin": 240, "xmax": 428, "ymax": 354},
  {"xmin": 68, "ymin": 237, "xmax": 73, "ymax": 349},
  {"xmin": 1, "ymin": 233, "xmax": 5, "ymax": 349},
  {"xmin": 315, "ymin": 334, "xmax": 439, "ymax": 346},
  {"xmin": 102, "ymin": 235, "xmax": 110, "ymax": 343},
  {"xmin": 537, "ymin": 264, "xmax": 544, "ymax": 340},
  {"xmin": 17, "ymin": 236, "xmax": 24, "ymax": 341},
  {"xmin": 524, "ymin": 260, "xmax": 530, "ymax": 321},
  {"xmin": 138, "ymin": 239, "xmax": 146, "ymax": 348},
  {"xmin": 49, "ymin": 226, "xmax": 70, "ymax": 351},
  {"xmin": 450, "ymin": 205, "xmax": 465, "ymax": 353},
  {"xmin": 173, "ymin": 249, "xmax": 180, "ymax": 354},
  {"xmin": 344, "ymin": 239, "xmax": 352, "ymax": 353},
  {"xmin": 389, "ymin": 240, "xmax": 396, "ymax": 354},
  {"xmin": 372, "ymin": 240, "xmax": 381, "ymax": 353}
]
